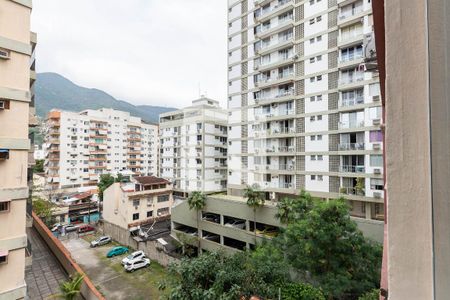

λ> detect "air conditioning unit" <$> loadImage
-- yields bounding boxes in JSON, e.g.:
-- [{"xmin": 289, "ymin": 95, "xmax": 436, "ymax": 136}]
[
  {"xmin": 373, "ymin": 143, "xmax": 381, "ymax": 150},
  {"xmin": 0, "ymin": 49, "xmax": 10, "ymax": 60},
  {"xmin": 374, "ymin": 168, "xmax": 381, "ymax": 174},
  {"xmin": 372, "ymin": 95, "xmax": 380, "ymax": 102},
  {"xmin": 372, "ymin": 119, "xmax": 381, "ymax": 125},
  {"xmin": 373, "ymin": 192, "xmax": 382, "ymax": 198},
  {"xmin": 0, "ymin": 100, "xmax": 5, "ymax": 110}
]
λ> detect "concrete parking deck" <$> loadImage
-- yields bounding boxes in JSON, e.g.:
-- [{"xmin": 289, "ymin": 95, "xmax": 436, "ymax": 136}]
[{"xmin": 25, "ymin": 227, "xmax": 68, "ymax": 300}]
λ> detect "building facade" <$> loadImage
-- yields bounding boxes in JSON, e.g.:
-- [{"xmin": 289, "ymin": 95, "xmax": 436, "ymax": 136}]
[
  {"xmin": 44, "ymin": 108, "xmax": 159, "ymax": 191},
  {"xmin": 103, "ymin": 176, "xmax": 173, "ymax": 229},
  {"xmin": 159, "ymin": 97, "xmax": 228, "ymax": 198},
  {"xmin": 0, "ymin": 0, "xmax": 35, "ymax": 298},
  {"xmin": 227, "ymin": 0, "xmax": 383, "ymax": 225}
]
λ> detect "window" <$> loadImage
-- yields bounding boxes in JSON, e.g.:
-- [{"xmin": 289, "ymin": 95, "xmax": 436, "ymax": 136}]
[
  {"xmin": 310, "ymin": 116, "xmax": 316, "ymax": 122},
  {"xmin": 316, "ymin": 15, "xmax": 322, "ymax": 22},
  {"xmin": 309, "ymin": 0, "xmax": 314, "ymax": 4},
  {"xmin": 133, "ymin": 199, "xmax": 140, "ymax": 207},
  {"xmin": 310, "ymin": 96, "xmax": 315, "ymax": 102},
  {"xmin": 157, "ymin": 194, "xmax": 170, "ymax": 203},
  {"xmin": 309, "ymin": 19, "xmax": 315, "ymax": 25},
  {"xmin": 310, "ymin": 135, "xmax": 316, "ymax": 141},
  {"xmin": 311, "ymin": 155, "xmax": 316, "ymax": 161},
  {"xmin": 147, "ymin": 211, "xmax": 153, "ymax": 218},
  {"xmin": 370, "ymin": 130, "xmax": 383, "ymax": 142},
  {"xmin": 317, "ymin": 135, "xmax": 323, "ymax": 140},
  {"xmin": 317, "ymin": 95, "xmax": 323, "ymax": 101},
  {"xmin": 157, "ymin": 207, "xmax": 170, "ymax": 216},
  {"xmin": 0, "ymin": 252, "xmax": 7, "ymax": 264},
  {"xmin": 310, "ymin": 77, "xmax": 315, "ymax": 83},
  {"xmin": 370, "ymin": 155, "xmax": 383, "ymax": 167},
  {"xmin": 0, "ymin": 201, "xmax": 9, "ymax": 212},
  {"xmin": 370, "ymin": 178, "xmax": 384, "ymax": 190},
  {"xmin": 317, "ymin": 55, "xmax": 322, "ymax": 61},
  {"xmin": 310, "ymin": 57, "xmax": 315, "ymax": 63},
  {"xmin": 317, "ymin": 175, "xmax": 323, "ymax": 181},
  {"xmin": 311, "ymin": 175, "xmax": 316, "ymax": 180},
  {"xmin": 132, "ymin": 213, "xmax": 139, "ymax": 220},
  {"xmin": 310, "ymin": 38, "xmax": 315, "ymax": 44},
  {"xmin": 317, "ymin": 75, "xmax": 322, "ymax": 81},
  {"xmin": 317, "ymin": 115, "xmax": 322, "ymax": 121},
  {"xmin": 317, "ymin": 155, "xmax": 323, "ymax": 160},
  {"xmin": 316, "ymin": 35, "xmax": 322, "ymax": 41}
]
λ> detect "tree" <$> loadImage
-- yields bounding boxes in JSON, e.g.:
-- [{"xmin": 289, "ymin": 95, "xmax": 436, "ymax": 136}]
[
  {"xmin": 275, "ymin": 197, "xmax": 297, "ymax": 225},
  {"xmin": 187, "ymin": 191, "xmax": 206, "ymax": 252},
  {"xmin": 32, "ymin": 197, "xmax": 55, "ymax": 224},
  {"xmin": 54, "ymin": 272, "xmax": 84, "ymax": 300},
  {"xmin": 280, "ymin": 282, "xmax": 325, "ymax": 300},
  {"xmin": 33, "ymin": 159, "xmax": 44, "ymax": 173},
  {"xmin": 358, "ymin": 289, "xmax": 379, "ymax": 300},
  {"xmin": 244, "ymin": 184, "xmax": 265, "ymax": 242},
  {"xmin": 97, "ymin": 174, "xmax": 115, "ymax": 201},
  {"xmin": 281, "ymin": 198, "xmax": 382, "ymax": 299}
]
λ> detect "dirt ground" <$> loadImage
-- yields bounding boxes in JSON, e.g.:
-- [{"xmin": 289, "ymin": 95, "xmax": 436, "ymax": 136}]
[{"xmin": 62, "ymin": 234, "xmax": 169, "ymax": 300}]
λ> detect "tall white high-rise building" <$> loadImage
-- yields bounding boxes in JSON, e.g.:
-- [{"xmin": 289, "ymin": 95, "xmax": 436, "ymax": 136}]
[
  {"xmin": 159, "ymin": 97, "xmax": 228, "ymax": 198},
  {"xmin": 44, "ymin": 108, "xmax": 158, "ymax": 190},
  {"xmin": 227, "ymin": 0, "xmax": 384, "ymax": 224}
]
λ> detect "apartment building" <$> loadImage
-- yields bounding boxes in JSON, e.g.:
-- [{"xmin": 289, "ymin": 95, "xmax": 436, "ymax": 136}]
[
  {"xmin": 44, "ymin": 108, "xmax": 158, "ymax": 191},
  {"xmin": 0, "ymin": 0, "xmax": 35, "ymax": 298},
  {"xmin": 227, "ymin": 0, "xmax": 383, "ymax": 230},
  {"xmin": 159, "ymin": 97, "xmax": 228, "ymax": 198},
  {"xmin": 103, "ymin": 176, "xmax": 173, "ymax": 229}
]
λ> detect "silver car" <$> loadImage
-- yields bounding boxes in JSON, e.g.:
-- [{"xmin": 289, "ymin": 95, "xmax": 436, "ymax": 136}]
[
  {"xmin": 124, "ymin": 258, "xmax": 150, "ymax": 272},
  {"xmin": 90, "ymin": 236, "xmax": 112, "ymax": 247}
]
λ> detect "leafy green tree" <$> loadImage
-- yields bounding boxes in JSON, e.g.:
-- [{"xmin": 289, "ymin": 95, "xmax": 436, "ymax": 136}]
[
  {"xmin": 275, "ymin": 197, "xmax": 297, "ymax": 225},
  {"xmin": 281, "ymin": 198, "xmax": 382, "ymax": 299},
  {"xmin": 54, "ymin": 272, "xmax": 84, "ymax": 300},
  {"xmin": 280, "ymin": 282, "xmax": 326, "ymax": 300},
  {"xmin": 358, "ymin": 289, "xmax": 379, "ymax": 300},
  {"xmin": 244, "ymin": 184, "xmax": 265, "ymax": 242},
  {"xmin": 187, "ymin": 191, "xmax": 206, "ymax": 252},
  {"xmin": 32, "ymin": 197, "xmax": 55, "ymax": 224},
  {"xmin": 33, "ymin": 159, "xmax": 44, "ymax": 173},
  {"xmin": 97, "ymin": 174, "xmax": 115, "ymax": 201}
]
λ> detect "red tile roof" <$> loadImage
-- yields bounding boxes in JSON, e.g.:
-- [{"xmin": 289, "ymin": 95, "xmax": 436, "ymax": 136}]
[{"xmin": 134, "ymin": 176, "xmax": 169, "ymax": 186}]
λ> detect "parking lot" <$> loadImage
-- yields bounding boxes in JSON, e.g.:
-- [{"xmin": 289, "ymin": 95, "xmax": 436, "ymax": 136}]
[{"xmin": 62, "ymin": 234, "xmax": 169, "ymax": 299}]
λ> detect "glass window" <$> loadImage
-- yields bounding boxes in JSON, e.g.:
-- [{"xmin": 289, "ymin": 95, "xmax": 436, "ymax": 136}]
[
  {"xmin": 132, "ymin": 213, "xmax": 139, "ymax": 220},
  {"xmin": 370, "ymin": 155, "xmax": 383, "ymax": 167},
  {"xmin": 370, "ymin": 130, "xmax": 383, "ymax": 142},
  {"xmin": 370, "ymin": 178, "xmax": 384, "ymax": 190}
]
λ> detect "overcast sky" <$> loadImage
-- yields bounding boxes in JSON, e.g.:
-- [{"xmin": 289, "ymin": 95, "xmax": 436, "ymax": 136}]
[{"xmin": 31, "ymin": 0, "xmax": 228, "ymax": 109}]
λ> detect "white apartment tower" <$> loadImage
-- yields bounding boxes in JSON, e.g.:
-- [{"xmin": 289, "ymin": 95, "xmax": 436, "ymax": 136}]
[
  {"xmin": 44, "ymin": 108, "xmax": 158, "ymax": 190},
  {"xmin": 227, "ymin": 0, "xmax": 384, "ymax": 223},
  {"xmin": 159, "ymin": 97, "xmax": 228, "ymax": 198}
]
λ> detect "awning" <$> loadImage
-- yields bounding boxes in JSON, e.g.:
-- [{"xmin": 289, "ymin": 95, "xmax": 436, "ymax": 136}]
[
  {"xmin": 0, "ymin": 250, "xmax": 9, "ymax": 257},
  {"xmin": 0, "ymin": 149, "xmax": 9, "ymax": 159},
  {"xmin": 0, "ymin": 149, "xmax": 9, "ymax": 153}
]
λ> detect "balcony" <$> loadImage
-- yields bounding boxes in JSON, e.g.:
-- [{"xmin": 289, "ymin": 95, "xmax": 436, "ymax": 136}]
[
  {"xmin": 254, "ymin": 127, "xmax": 295, "ymax": 138},
  {"xmin": 339, "ymin": 75, "xmax": 364, "ymax": 86},
  {"xmin": 338, "ymin": 6, "xmax": 364, "ymax": 24},
  {"xmin": 255, "ymin": 89, "xmax": 295, "ymax": 104},
  {"xmin": 338, "ymin": 32, "xmax": 364, "ymax": 48},
  {"xmin": 258, "ymin": 181, "xmax": 294, "ymax": 189},
  {"xmin": 338, "ymin": 143, "xmax": 365, "ymax": 151},
  {"xmin": 256, "ymin": 55, "xmax": 295, "ymax": 72},
  {"xmin": 255, "ymin": 108, "xmax": 295, "ymax": 121},
  {"xmin": 340, "ymin": 165, "xmax": 365, "ymax": 173},
  {"xmin": 338, "ymin": 53, "xmax": 364, "ymax": 69},
  {"xmin": 256, "ymin": 1, "xmax": 294, "ymax": 22},
  {"xmin": 338, "ymin": 120, "xmax": 365, "ymax": 129},
  {"xmin": 340, "ymin": 96, "xmax": 364, "ymax": 107},
  {"xmin": 256, "ymin": 73, "xmax": 295, "ymax": 88},
  {"xmin": 339, "ymin": 186, "xmax": 365, "ymax": 196},
  {"xmin": 256, "ymin": 18, "xmax": 294, "ymax": 39},
  {"xmin": 256, "ymin": 35, "xmax": 294, "ymax": 55}
]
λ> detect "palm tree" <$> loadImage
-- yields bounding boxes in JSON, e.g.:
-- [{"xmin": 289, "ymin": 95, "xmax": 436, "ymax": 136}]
[
  {"xmin": 187, "ymin": 191, "xmax": 206, "ymax": 254},
  {"xmin": 53, "ymin": 272, "xmax": 84, "ymax": 300},
  {"xmin": 275, "ymin": 197, "xmax": 296, "ymax": 225},
  {"xmin": 244, "ymin": 184, "xmax": 265, "ymax": 243}
]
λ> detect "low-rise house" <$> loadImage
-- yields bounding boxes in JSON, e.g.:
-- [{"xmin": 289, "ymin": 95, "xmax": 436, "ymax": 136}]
[{"xmin": 103, "ymin": 176, "xmax": 173, "ymax": 230}]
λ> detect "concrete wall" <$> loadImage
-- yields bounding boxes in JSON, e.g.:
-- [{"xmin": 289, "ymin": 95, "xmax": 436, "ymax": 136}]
[
  {"xmin": 101, "ymin": 221, "xmax": 178, "ymax": 267},
  {"xmin": 32, "ymin": 213, "xmax": 104, "ymax": 300}
]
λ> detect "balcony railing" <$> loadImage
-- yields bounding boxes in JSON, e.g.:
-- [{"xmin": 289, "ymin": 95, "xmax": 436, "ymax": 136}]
[
  {"xmin": 340, "ymin": 165, "xmax": 366, "ymax": 173},
  {"xmin": 339, "ymin": 186, "xmax": 365, "ymax": 196},
  {"xmin": 338, "ymin": 143, "xmax": 365, "ymax": 151},
  {"xmin": 255, "ymin": 127, "xmax": 295, "ymax": 137},
  {"xmin": 255, "ymin": 108, "xmax": 294, "ymax": 119},
  {"xmin": 338, "ymin": 6, "xmax": 364, "ymax": 21},
  {"xmin": 338, "ymin": 120, "xmax": 365, "ymax": 129},
  {"xmin": 258, "ymin": 181, "xmax": 294, "ymax": 189},
  {"xmin": 278, "ymin": 145, "xmax": 295, "ymax": 152},
  {"xmin": 339, "ymin": 75, "xmax": 364, "ymax": 85},
  {"xmin": 258, "ymin": 17, "xmax": 293, "ymax": 35},
  {"xmin": 257, "ymin": 55, "xmax": 294, "ymax": 69},
  {"xmin": 255, "ymin": 89, "xmax": 295, "ymax": 102},
  {"xmin": 279, "ymin": 164, "xmax": 295, "ymax": 171},
  {"xmin": 340, "ymin": 96, "xmax": 364, "ymax": 107},
  {"xmin": 257, "ymin": 0, "xmax": 293, "ymax": 19}
]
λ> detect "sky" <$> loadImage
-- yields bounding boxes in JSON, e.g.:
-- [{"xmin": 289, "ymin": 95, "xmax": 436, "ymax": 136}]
[{"xmin": 31, "ymin": 0, "xmax": 228, "ymax": 109}]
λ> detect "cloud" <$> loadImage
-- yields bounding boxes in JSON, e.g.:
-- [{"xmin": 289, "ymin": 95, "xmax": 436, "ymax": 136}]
[{"xmin": 31, "ymin": 0, "xmax": 228, "ymax": 108}]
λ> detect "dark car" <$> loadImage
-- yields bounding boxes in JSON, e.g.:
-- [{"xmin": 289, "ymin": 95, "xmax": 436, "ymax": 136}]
[{"xmin": 78, "ymin": 225, "xmax": 95, "ymax": 234}]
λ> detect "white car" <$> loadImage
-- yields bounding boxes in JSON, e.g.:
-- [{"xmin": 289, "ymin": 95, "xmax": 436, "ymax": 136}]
[
  {"xmin": 90, "ymin": 236, "xmax": 112, "ymax": 248},
  {"xmin": 121, "ymin": 250, "xmax": 146, "ymax": 266},
  {"xmin": 124, "ymin": 258, "xmax": 150, "ymax": 272},
  {"xmin": 224, "ymin": 219, "xmax": 246, "ymax": 229},
  {"xmin": 63, "ymin": 224, "xmax": 79, "ymax": 232}
]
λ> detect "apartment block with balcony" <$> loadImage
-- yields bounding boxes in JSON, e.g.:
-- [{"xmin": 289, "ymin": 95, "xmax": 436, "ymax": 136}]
[
  {"xmin": 103, "ymin": 176, "xmax": 173, "ymax": 230},
  {"xmin": 227, "ymin": 0, "xmax": 383, "ymax": 239},
  {"xmin": 0, "ymin": 0, "xmax": 34, "ymax": 298},
  {"xmin": 159, "ymin": 97, "xmax": 228, "ymax": 198},
  {"xmin": 44, "ymin": 108, "xmax": 158, "ymax": 191}
]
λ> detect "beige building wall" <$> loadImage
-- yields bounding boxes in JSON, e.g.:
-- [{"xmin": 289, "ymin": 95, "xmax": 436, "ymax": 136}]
[
  {"xmin": 0, "ymin": 0, "xmax": 33, "ymax": 299},
  {"xmin": 385, "ymin": 0, "xmax": 450, "ymax": 298}
]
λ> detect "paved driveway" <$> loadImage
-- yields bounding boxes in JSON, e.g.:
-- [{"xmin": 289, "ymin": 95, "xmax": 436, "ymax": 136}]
[{"xmin": 62, "ymin": 236, "xmax": 168, "ymax": 300}]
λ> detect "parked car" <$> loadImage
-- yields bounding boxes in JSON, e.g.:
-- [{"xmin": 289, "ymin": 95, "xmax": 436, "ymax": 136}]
[
  {"xmin": 255, "ymin": 226, "xmax": 278, "ymax": 238},
  {"xmin": 124, "ymin": 258, "xmax": 150, "ymax": 272},
  {"xmin": 203, "ymin": 234, "xmax": 220, "ymax": 242},
  {"xmin": 121, "ymin": 250, "xmax": 146, "ymax": 266},
  {"xmin": 90, "ymin": 236, "xmax": 112, "ymax": 247},
  {"xmin": 202, "ymin": 213, "xmax": 219, "ymax": 223},
  {"xmin": 50, "ymin": 223, "xmax": 65, "ymax": 232},
  {"xmin": 63, "ymin": 224, "xmax": 79, "ymax": 232},
  {"xmin": 184, "ymin": 228, "xmax": 198, "ymax": 236},
  {"xmin": 78, "ymin": 225, "xmax": 95, "ymax": 234},
  {"xmin": 224, "ymin": 219, "xmax": 246, "ymax": 229},
  {"xmin": 107, "ymin": 246, "xmax": 129, "ymax": 258}
]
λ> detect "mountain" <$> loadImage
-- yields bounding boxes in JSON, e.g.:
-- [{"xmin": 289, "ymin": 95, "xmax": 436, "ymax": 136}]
[{"xmin": 35, "ymin": 72, "xmax": 176, "ymax": 124}]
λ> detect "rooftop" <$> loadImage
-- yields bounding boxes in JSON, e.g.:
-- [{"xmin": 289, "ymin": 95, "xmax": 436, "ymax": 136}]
[{"xmin": 134, "ymin": 176, "xmax": 170, "ymax": 186}]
